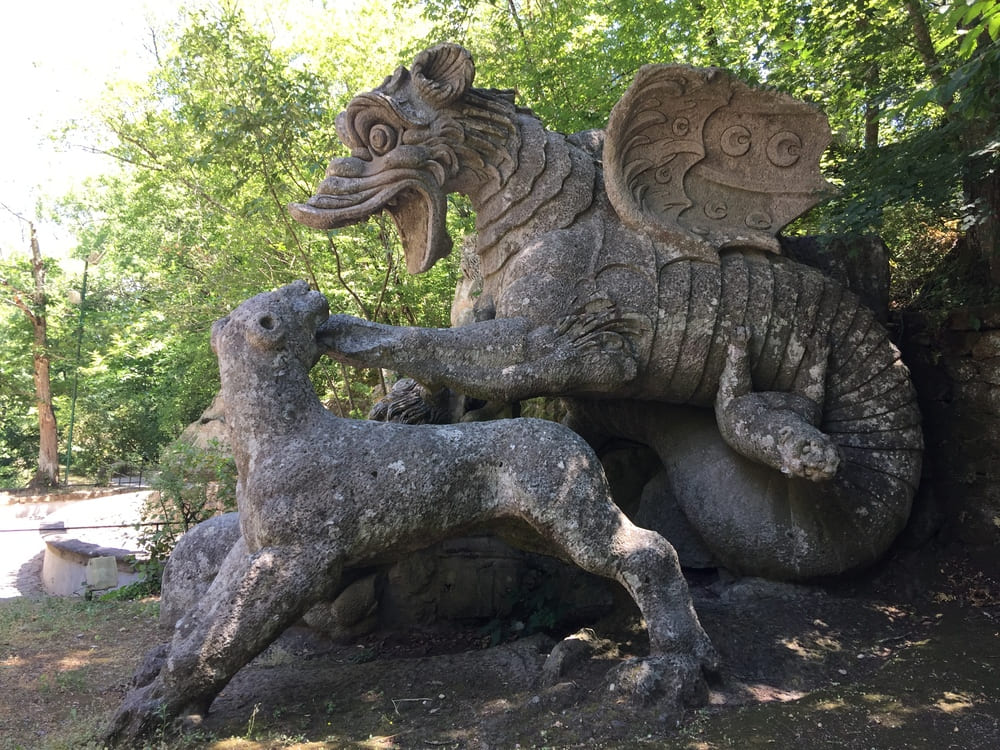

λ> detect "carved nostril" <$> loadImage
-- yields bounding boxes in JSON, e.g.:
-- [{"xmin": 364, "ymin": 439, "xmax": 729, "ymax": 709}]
[
  {"xmin": 259, "ymin": 314, "xmax": 275, "ymax": 331},
  {"xmin": 326, "ymin": 156, "xmax": 367, "ymax": 179}
]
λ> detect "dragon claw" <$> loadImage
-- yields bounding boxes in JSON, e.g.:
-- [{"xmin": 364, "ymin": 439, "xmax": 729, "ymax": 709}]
[{"xmin": 778, "ymin": 426, "xmax": 841, "ymax": 481}]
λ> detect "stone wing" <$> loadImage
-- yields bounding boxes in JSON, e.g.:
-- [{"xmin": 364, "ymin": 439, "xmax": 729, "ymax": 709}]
[{"xmin": 604, "ymin": 65, "xmax": 833, "ymax": 257}]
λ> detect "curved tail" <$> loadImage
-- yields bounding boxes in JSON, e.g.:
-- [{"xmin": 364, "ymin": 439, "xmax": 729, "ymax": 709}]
[{"xmin": 569, "ymin": 255, "xmax": 923, "ymax": 580}]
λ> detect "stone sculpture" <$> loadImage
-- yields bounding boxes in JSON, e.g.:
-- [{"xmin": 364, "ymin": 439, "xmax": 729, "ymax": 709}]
[
  {"xmin": 290, "ymin": 44, "xmax": 923, "ymax": 580},
  {"xmin": 102, "ymin": 281, "xmax": 717, "ymax": 744}
]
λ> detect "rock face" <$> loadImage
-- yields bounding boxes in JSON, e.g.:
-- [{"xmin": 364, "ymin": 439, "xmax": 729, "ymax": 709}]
[
  {"xmin": 177, "ymin": 393, "xmax": 230, "ymax": 450},
  {"xmin": 900, "ymin": 306, "xmax": 1000, "ymax": 547},
  {"xmin": 161, "ymin": 512, "xmax": 614, "ymax": 640},
  {"xmin": 104, "ymin": 282, "xmax": 716, "ymax": 745},
  {"xmin": 292, "ymin": 43, "xmax": 923, "ymax": 580},
  {"xmin": 159, "ymin": 513, "xmax": 242, "ymax": 630}
]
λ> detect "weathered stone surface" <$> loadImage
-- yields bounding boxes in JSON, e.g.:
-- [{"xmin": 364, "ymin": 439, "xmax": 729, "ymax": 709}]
[
  {"xmin": 900, "ymin": 307, "xmax": 1000, "ymax": 547},
  {"xmin": 377, "ymin": 534, "xmax": 614, "ymax": 625},
  {"xmin": 604, "ymin": 63, "xmax": 832, "ymax": 256},
  {"xmin": 634, "ymin": 470, "xmax": 717, "ymax": 570},
  {"xmin": 779, "ymin": 235, "xmax": 890, "ymax": 322},
  {"xmin": 291, "ymin": 43, "xmax": 923, "ymax": 581},
  {"xmin": 541, "ymin": 628, "xmax": 616, "ymax": 686},
  {"xmin": 159, "ymin": 513, "xmax": 242, "ymax": 631},
  {"xmin": 301, "ymin": 573, "xmax": 378, "ymax": 640},
  {"xmin": 177, "ymin": 393, "xmax": 230, "ymax": 450},
  {"xmin": 103, "ymin": 282, "xmax": 716, "ymax": 745}
]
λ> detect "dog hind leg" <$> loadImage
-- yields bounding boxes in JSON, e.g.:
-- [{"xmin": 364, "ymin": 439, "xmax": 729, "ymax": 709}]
[{"xmin": 510, "ymin": 445, "xmax": 717, "ymax": 709}]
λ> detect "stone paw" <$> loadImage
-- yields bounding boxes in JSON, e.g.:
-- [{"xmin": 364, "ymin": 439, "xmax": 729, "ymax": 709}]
[
  {"xmin": 554, "ymin": 304, "xmax": 645, "ymax": 350},
  {"xmin": 368, "ymin": 378, "xmax": 446, "ymax": 424},
  {"xmin": 541, "ymin": 628, "xmax": 615, "ymax": 686},
  {"xmin": 605, "ymin": 652, "xmax": 712, "ymax": 714},
  {"xmin": 100, "ymin": 681, "xmax": 169, "ymax": 748},
  {"xmin": 777, "ymin": 426, "xmax": 841, "ymax": 481},
  {"xmin": 130, "ymin": 642, "xmax": 169, "ymax": 688},
  {"xmin": 555, "ymin": 308, "xmax": 617, "ymax": 345}
]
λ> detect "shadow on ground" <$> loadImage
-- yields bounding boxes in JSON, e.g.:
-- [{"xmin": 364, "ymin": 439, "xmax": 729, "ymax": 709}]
[
  {"xmin": 1, "ymin": 540, "xmax": 996, "ymax": 749},
  {"xmin": 169, "ymin": 543, "xmax": 999, "ymax": 749}
]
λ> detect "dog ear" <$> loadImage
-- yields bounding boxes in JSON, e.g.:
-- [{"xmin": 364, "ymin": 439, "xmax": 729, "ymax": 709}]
[
  {"xmin": 210, "ymin": 316, "xmax": 230, "ymax": 355},
  {"xmin": 411, "ymin": 43, "xmax": 474, "ymax": 107},
  {"xmin": 246, "ymin": 310, "xmax": 287, "ymax": 350}
]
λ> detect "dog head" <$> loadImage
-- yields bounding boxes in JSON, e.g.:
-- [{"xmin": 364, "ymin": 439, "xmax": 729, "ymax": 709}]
[{"xmin": 211, "ymin": 281, "xmax": 330, "ymax": 371}]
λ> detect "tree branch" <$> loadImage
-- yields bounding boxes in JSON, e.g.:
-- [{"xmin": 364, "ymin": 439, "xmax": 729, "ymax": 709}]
[
  {"xmin": 904, "ymin": 0, "xmax": 953, "ymax": 109},
  {"xmin": 0, "ymin": 278, "xmax": 40, "ymax": 326},
  {"xmin": 326, "ymin": 234, "xmax": 371, "ymax": 318}
]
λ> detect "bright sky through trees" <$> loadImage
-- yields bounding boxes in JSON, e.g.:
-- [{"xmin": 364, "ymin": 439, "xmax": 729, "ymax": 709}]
[
  {"xmin": 0, "ymin": 0, "xmax": 176, "ymax": 258},
  {"xmin": 0, "ymin": 0, "xmax": 356, "ymax": 260}
]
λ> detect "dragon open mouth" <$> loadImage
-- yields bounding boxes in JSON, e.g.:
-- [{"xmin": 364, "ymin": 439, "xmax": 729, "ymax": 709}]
[{"xmin": 289, "ymin": 175, "xmax": 452, "ymax": 274}]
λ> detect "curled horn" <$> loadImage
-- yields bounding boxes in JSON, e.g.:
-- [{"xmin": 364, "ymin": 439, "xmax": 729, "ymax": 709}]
[{"xmin": 411, "ymin": 44, "xmax": 475, "ymax": 106}]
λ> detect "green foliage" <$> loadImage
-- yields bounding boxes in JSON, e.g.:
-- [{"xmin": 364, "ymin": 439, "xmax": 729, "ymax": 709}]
[
  {"xmin": 881, "ymin": 202, "xmax": 961, "ymax": 309},
  {"xmin": 97, "ymin": 559, "xmax": 166, "ymax": 601},
  {"xmin": 4, "ymin": 0, "xmax": 995, "ymax": 485},
  {"xmin": 51, "ymin": 0, "xmax": 455, "ymax": 439},
  {"xmin": 940, "ymin": 0, "xmax": 1000, "ymax": 59},
  {"xmin": 1, "ymin": 245, "xmax": 76, "ymax": 487},
  {"xmin": 0, "ymin": 313, "xmax": 35, "ymax": 486},
  {"xmin": 139, "ymin": 439, "xmax": 237, "ymax": 571},
  {"xmin": 0, "ymin": 401, "xmax": 34, "ymax": 487}
]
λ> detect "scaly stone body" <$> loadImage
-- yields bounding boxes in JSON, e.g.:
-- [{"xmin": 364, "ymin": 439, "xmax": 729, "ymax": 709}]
[{"xmin": 291, "ymin": 44, "xmax": 922, "ymax": 579}]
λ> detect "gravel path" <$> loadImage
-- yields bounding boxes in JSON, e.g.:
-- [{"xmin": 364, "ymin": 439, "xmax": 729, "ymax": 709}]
[{"xmin": 0, "ymin": 490, "xmax": 151, "ymax": 599}]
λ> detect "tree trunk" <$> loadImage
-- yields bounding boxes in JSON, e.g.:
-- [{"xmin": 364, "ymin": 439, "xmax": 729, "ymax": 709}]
[
  {"xmin": 858, "ymin": 1, "xmax": 880, "ymax": 150},
  {"xmin": 904, "ymin": 0, "xmax": 948, "ymax": 90},
  {"xmin": 966, "ymin": 146, "xmax": 1000, "ymax": 286},
  {"xmin": 25, "ymin": 223, "xmax": 60, "ymax": 489},
  {"xmin": 965, "ymin": 31, "xmax": 1000, "ymax": 284},
  {"xmin": 31, "ymin": 324, "xmax": 60, "ymax": 489}
]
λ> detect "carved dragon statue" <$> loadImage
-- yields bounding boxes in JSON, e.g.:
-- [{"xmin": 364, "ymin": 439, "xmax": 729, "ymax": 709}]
[{"xmin": 290, "ymin": 44, "xmax": 922, "ymax": 580}]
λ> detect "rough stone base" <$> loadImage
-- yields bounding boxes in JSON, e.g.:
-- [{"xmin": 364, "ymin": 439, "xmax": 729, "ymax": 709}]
[
  {"xmin": 161, "ymin": 513, "xmax": 616, "ymax": 638},
  {"xmin": 899, "ymin": 305, "xmax": 1000, "ymax": 547}
]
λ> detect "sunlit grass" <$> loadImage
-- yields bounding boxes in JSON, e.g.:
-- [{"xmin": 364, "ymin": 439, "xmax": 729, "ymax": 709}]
[{"xmin": 0, "ymin": 596, "xmax": 161, "ymax": 750}]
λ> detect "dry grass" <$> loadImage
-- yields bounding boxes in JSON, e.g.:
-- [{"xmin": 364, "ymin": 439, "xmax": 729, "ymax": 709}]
[
  {"xmin": 2, "ymin": 554, "xmax": 999, "ymax": 750},
  {"xmin": 0, "ymin": 597, "xmax": 161, "ymax": 750}
]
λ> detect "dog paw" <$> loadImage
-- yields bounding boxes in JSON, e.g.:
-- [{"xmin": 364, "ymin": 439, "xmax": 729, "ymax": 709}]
[{"xmin": 605, "ymin": 652, "xmax": 713, "ymax": 714}]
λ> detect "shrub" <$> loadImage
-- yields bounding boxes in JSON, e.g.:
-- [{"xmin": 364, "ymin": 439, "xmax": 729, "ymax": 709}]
[{"xmin": 135, "ymin": 439, "xmax": 237, "ymax": 588}]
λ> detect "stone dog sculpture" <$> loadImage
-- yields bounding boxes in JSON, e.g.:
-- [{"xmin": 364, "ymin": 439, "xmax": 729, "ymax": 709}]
[
  {"xmin": 290, "ymin": 44, "xmax": 923, "ymax": 580},
  {"xmin": 102, "ymin": 281, "xmax": 717, "ymax": 744}
]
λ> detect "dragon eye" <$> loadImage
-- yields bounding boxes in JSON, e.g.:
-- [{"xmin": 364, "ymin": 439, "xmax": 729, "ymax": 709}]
[{"xmin": 368, "ymin": 123, "xmax": 398, "ymax": 156}]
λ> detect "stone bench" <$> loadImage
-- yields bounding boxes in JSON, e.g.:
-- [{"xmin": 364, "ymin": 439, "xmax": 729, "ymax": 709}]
[{"xmin": 40, "ymin": 524, "xmax": 142, "ymax": 596}]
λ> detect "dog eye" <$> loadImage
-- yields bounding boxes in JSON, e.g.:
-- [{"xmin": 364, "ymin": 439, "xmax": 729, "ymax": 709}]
[
  {"xmin": 368, "ymin": 123, "xmax": 398, "ymax": 156},
  {"xmin": 258, "ymin": 314, "xmax": 276, "ymax": 331}
]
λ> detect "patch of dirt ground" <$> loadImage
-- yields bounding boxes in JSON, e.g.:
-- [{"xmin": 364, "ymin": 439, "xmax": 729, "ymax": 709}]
[{"xmin": 1, "ymin": 542, "xmax": 998, "ymax": 749}]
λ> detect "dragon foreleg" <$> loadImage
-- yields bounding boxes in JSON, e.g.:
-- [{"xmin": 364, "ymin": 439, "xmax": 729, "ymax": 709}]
[
  {"xmin": 317, "ymin": 309, "xmax": 642, "ymax": 404},
  {"xmin": 714, "ymin": 327, "xmax": 841, "ymax": 481}
]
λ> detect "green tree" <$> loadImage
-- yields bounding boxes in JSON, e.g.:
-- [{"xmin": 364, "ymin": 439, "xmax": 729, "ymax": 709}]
[
  {"xmin": 0, "ymin": 305, "xmax": 37, "ymax": 486},
  {"xmin": 761, "ymin": 0, "xmax": 999, "ymax": 301},
  {"xmin": 54, "ymin": 0, "xmax": 459, "ymax": 452},
  {"xmin": 408, "ymin": 0, "xmax": 997, "ymax": 305},
  {"xmin": 0, "ymin": 212, "xmax": 62, "ymax": 488}
]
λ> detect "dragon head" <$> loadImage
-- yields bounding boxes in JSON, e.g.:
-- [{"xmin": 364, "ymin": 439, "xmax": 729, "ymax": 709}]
[{"xmin": 290, "ymin": 44, "xmax": 515, "ymax": 274}]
